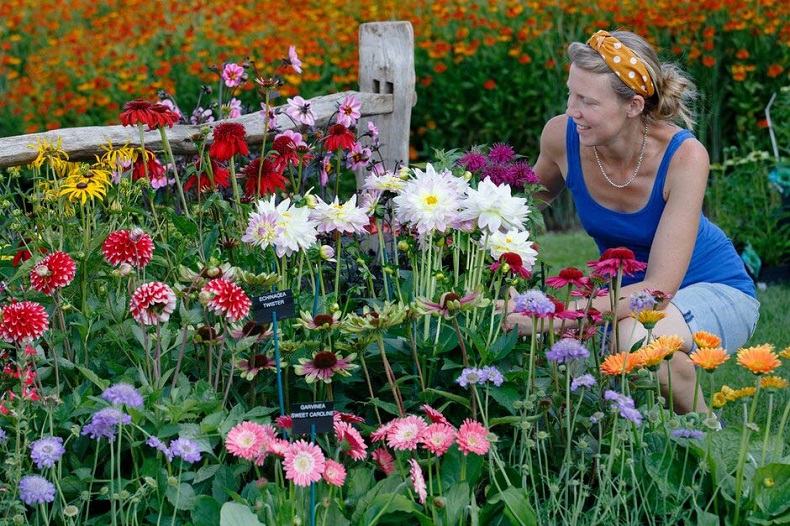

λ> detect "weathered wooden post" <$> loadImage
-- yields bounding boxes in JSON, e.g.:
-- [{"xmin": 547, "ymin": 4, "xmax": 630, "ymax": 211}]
[{"xmin": 356, "ymin": 21, "xmax": 416, "ymax": 184}]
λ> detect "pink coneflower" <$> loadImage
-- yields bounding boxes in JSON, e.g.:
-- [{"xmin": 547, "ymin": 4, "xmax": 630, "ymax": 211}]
[
  {"xmin": 283, "ymin": 440, "xmax": 326, "ymax": 487},
  {"xmin": 120, "ymin": 99, "xmax": 180, "ymax": 131},
  {"xmin": 456, "ymin": 419, "xmax": 490, "ymax": 456},
  {"xmin": 371, "ymin": 448, "xmax": 395, "ymax": 474},
  {"xmin": 210, "ymin": 122, "xmax": 249, "ymax": 162},
  {"xmin": 322, "ymin": 459, "xmax": 346, "ymax": 487},
  {"xmin": 102, "ymin": 228, "xmax": 154, "ymax": 268},
  {"xmin": 334, "ymin": 420, "xmax": 368, "ymax": 461},
  {"xmin": 200, "ymin": 278, "xmax": 251, "ymax": 322},
  {"xmin": 589, "ymin": 247, "xmax": 647, "ymax": 279},
  {"xmin": 225, "ymin": 421, "xmax": 271, "ymax": 461},
  {"xmin": 386, "ymin": 415, "xmax": 427, "ymax": 451},
  {"xmin": 29, "ymin": 251, "xmax": 77, "ymax": 295},
  {"xmin": 285, "ymin": 96, "xmax": 315, "ymax": 126},
  {"xmin": 324, "ymin": 124, "xmax": 356, "ymax": 152},
  {"xmin": 409, "ymin": 459, "xmax": 427, "ymax": 504},
  {"xmin": 237, "ymin": 353, "xmax": 279, "ymax": 381},
  {"xmin": 287, "ymin": 46, "xmax": 302, "ymax": 74},
  {"xmin": 489, "ymin": 252, "xmax": 531, "ymax": 278},
  {"xmin": 129, "ymin": 282, "xmax": 176, "ymax": 325},
  {"xmin": 336, "ymin": 95, "xmax": 361, "ymax": 127},
  {"xmin": 420, "ymin": 423, "xmax": 457, "ymax": 456},
  {"xmin": 222, "ymin": 63, "xmax": 245, "ymax": 88},
  {"xmin": 294, "ymin": 350, "xmax": 358, "ymax": 384},
  {"xmin": 0, "ymin": 301, "xmax": 49, "ymax": 343},
  {"xmin": 545, "ymin": 267, "xmax": 586, "ymax": 290},
  {"xmin": 421, "ymin": 404, "xmax": 449, "ymax": 425}
]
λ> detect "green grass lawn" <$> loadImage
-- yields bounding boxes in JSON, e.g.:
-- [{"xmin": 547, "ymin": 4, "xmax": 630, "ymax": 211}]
[{"xmin": 537, "ymin": 228, "xmax": 790, "ymax": 431}]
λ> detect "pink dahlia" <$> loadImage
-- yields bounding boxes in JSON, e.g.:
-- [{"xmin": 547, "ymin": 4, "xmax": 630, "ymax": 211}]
[
  {"xmin": 201, "ymin": 278, "xmax": 251, "ymax": 322},
  {"xmin": 420, "ymin": 423, "xmax": 457, "ymax": 456},
  {"xmin": 0, "ymin": 301, "xmax": 49, "ymax": 343},
  {"xmin": 409, "ymin": 458, "xmax": 427, "ymax": 504},
  {"xmin": 129, "ymin": 282, "xmax": 176, "ymax": 325},
  {"xmin": 334, "ymin": 420, "xmax": 368, "ymax": 461},
  {"xmin": 29, "ymin": 251, "xmax": 77, "ymax": 295},
  {"xmin": 371, "ymin": 448, "xmax": 395, "ymax": 475},
  {"xmin": 456, "ymin": 419, "xmax": 490, "ymax": 456},
  {"xmin": 225, "ymin": 421, "xmax": 270, "ymax": 461},
  {"xmin": 283, "ymin": 440, "xmax": 326, "ymax": 487},
  {"xmin": 322, "ymin": 459, "xmax": 347, "ymax": 487},
  {"xmin": 386, "ymin": 415, "xmax": 427, "ymax": 451},
  {"xmin": 102, "ymin": 229, "xmax": 154, "ymax": 268}
]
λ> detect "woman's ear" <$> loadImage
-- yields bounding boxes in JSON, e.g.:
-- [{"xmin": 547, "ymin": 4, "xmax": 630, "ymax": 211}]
[{"xmin": 626, "ymin": 95, "xmax": 645, "ymax": 118}]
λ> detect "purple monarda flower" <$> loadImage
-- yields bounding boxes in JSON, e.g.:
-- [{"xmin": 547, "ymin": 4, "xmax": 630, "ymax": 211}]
[
  {"xmin": 29, "ymin": 436, "xmax": 66, "ymax": 469},
  {"xmin": 18, "ymin": 475, "xmax": 56, "ymax": 506},
  {"xmin": 81, "ymin": 407, "xmax": 132, "ymax": 442},
  {"xmin": 513, "ymin": 290, "xmax": 555, "ymax": 317},
  {"xmin": 546, "ymin": 338, "xmax": 590, "ymax": 364},
  {"xmin": 488, "ymin": 143, "xmax": 516, "ymax": 164},
  {"xmin": 101, "ymin": 383, "xmax": 144, "ymax": 408}
]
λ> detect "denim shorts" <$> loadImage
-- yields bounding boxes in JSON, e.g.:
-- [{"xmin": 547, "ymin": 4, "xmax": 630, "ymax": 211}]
[{"xmin": 671, "ymin": 282, "xmax": 761, "ymax": 354}]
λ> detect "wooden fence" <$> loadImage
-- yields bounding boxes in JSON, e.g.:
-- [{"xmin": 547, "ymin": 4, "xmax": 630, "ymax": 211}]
[{"xmin": 0, "ymin": 21, "xmax": 416, "ymax": 183}]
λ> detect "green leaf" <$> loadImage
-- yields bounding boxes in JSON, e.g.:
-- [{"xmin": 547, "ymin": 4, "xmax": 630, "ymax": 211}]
[
  {"xmin": 76, "ymin": 365, "xmax": 109, "ymax": 390},
  {"xmin": 490, "ymin": 329, "xmax": 519, "ymax": 361},
  {"xmin": 191, "ymin": 495, "xmax": 222, "ymax": 526},
  {"xmin": 219, "ymin": 502, "xmax": 264, "ymax": 526},
  {"xmin": 487, "ymin": 385, "xmax": 521, "ymax": 416},
  {"xmin": 495, "ymin": 487, "xmax": 538, "ymax": 526},
  {"xmin": 443, "ymin": 481, "xmax": 471, "ymax": 526},
  {"xmin": 166, "ymin": 482, "xmax": 196, "ymax": 511},
  {"xmin": 424, "ymin": 388, "xmax": 471, "ymax": 409},
  {"xmin": 693, "ymin": 507, "xmax": 721, "ymax": 526},
  {"xmin": 754, "ymin": 463, "xmax": 790, "ymax": 517},
  {"xmin": 193, "ymin": 464, "xmax": 221, "ymax": 484}
]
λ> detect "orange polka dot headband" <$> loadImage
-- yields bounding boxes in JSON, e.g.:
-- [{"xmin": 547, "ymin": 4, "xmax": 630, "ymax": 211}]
[{"xmin": 586, "ymin": 30, "xmax": 655, "ymax": 98}]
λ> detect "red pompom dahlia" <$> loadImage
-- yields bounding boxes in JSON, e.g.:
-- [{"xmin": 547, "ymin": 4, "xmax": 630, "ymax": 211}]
[
  {"xmin": 102, "ymin": 229, "xmax": 154, "ymax": 268},
  {"xmin": 130, "ymin": 282, "xmax": 176, "ymax": 325},
  {"xmin": 200, "ymin": 278, "xmax": 251, "ymax": 322},
  {"xmin": 0, "ymin": 301, "xmax": 50, "ymax": 343},
  {"xmin": 29, "ymin": 251, "xmax": 77, "ymax": 295}
]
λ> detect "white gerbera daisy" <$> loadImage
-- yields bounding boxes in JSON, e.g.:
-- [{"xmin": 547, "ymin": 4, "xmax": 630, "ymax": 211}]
[
  {"xmin": 459, "ymin": 178, "xmax": 530, "ymax": 234},
  {"xmin": 310, "ymin": 195, "xmax": 369, "ymax": 235},
  {"xmin": 392, "ymin": 164, "xmax": 466, "ymax": 236},
  {"xmin": 484, "ymin": 228, "xmax": 538, "ymax": 267}
]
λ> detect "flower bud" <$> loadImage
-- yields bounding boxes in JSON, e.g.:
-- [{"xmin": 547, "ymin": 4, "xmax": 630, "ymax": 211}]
[{"xmin": 319, "ymin": 245, "xmax": 335, "ymax": 261}]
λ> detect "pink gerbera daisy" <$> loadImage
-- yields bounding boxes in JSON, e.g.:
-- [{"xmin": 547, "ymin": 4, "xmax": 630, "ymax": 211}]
[
  {"xmin": 421, "ymin": 404, "xmax": 449, "ymax": 425},
  {"xmin": 129, "ymin": 282, "xmax": 176, "ymax": 325},
  {"xmin": 102, "ymin": 229, "xmax": 154, "ymax": 268},
  {"xmin": 0, "ymin": 301, "xmax": 49, "ymax": 343},
  {"xmin": 225, "ymin": 421, "xmax": 270, "ymax": 461},
  {"xmin": 29, "ymin": 251, "xmax": 77, "ymax": 295},
  {"xmin": 283, "ymin": 440, "xmax": 326, "ymax": 487},
  {"xmin": 456, "ymin": 419, "xmax": 490, "ymax": 456},
  {"xmin": 371, "ymin": 448, "xmax": 395, "ymax": 474},
  {"xmin": 201, "ymin": 278, "xmax": 251, "ymax": 322},
  {"xmin": 386, "ymin": 415, "xmax": 428, "ymax": 451},
  {"xmin": 334, "ymin": 421, "xmax": 368, "ymax": 460},
  {"xmin": 369, "ymin": 420, "xmax": 397, "ymax": 443},
  {"xmin": 322, "ymin": 459, "xmax": 347, "ymax": 487},
  {"xmin": 267, "ymin": 438, "xmax": 290, "ymax": 457},
  {"xmin": 408, "ymin": 459, "xmax": 427, "ymax": 504},
  {"xmin": 420, "ymin": 423, "xmax": 457, "ymax": 456}
]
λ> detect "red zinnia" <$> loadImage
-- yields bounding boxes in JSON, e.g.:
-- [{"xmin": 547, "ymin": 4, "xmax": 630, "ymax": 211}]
[
  {"xmin": 120, "ymin": 99, "xmax": 180, "ymax": 131},
  {"xmin": 0, "ymin": 301, "xmax": 49, "ymax": 343},
  {"xmin": 242, "ymin": 158, "xmax": 288, "ymax": 197},
  {"xmin": 129, "ymin": 282, "xmax": 176, "ymax": 325},
  {"xmin": 29, "ymin": 251, "xmax": 77, "ymax": 295},
  {"xmin": 102, "ymin": 229, "xmax": 154, "ymax": 268},
  {"xmin": 201, "ymin": 278, "xmax": 251, "ymax": 322},
  {"xmin": 184, "ymin": 158, "xmax": 230, "ymax": 192},
  {"xmin": 589, "ymin": 247, "xmax": 647, "ymax": 278},
  {"xmin": 324, "ymin": 124, "xmax": 356, "ymax": 152},
  {"xmin": 209, "ymin": 122, "xmax": 249, "ymax": 162}
]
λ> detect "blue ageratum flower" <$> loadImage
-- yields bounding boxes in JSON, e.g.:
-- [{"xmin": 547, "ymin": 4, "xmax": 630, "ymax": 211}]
[
  {"xmin": 18, "ymin": 475, "xmax": 56, "ymax": 506},
  {"xmin": 101, "ymin": 383, "xmax": 144, "ymax": 408},
  {"xmin": 29, "ymin": 436, "xmax": 66, "ymax": 469}
]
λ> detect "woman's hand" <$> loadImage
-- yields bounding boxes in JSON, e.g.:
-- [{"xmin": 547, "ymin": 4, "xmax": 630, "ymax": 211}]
[{"xmin": 495, "ymin": 287, "xmax": 533, "ymax": 336}]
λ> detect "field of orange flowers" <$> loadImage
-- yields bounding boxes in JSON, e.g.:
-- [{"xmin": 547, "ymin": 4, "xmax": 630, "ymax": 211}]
[{"xmin": 1, "ymin": 0, "xmax": 788, "ymax": 160}]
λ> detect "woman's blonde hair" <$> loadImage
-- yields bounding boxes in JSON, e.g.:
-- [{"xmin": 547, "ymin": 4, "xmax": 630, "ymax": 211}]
[{"xmin": 568, "ymin": 30, "xmax": 698, "ymax": 130}]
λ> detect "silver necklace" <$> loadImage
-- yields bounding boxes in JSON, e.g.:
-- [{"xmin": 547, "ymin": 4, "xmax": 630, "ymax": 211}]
[{"xmin": 593, "ymin": 121, "xmax": 649, "ymax": 189}]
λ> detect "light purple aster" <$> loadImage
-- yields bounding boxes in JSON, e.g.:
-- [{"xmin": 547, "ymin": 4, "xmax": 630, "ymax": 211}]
[
  {"xmin": 672, "ymin": 429, "xmax": 704, "ymax": 440},
  {"xmin": 546, "ymin": 338, "xmax": 590, "ymax": 364},
  {"xmin": 170, "ymin": 438, "xmax": 202, "ymax": 463},
  {"xmin": 628, "ymin": 290, "xmax": 657, "ymax": 313},
  {"xmin": 81, "ymin": 407, "xmax": 132, "ymax": 442},
  {"xmin": 101, "ymin": 383, "xmax": 144, "ymax": 408},
  {"xmin": 458, "ymin": 149, "xmax": 487, "ymax": 172},
  {"xmin": 570, "ymin": 374, "xmax": 597, "ymax": 392},
  {"xmin": 29, "ymin": 436, "xmax": 66, "ymax": 469},
  {"xmin": 456, "ymin": 368, "xmax": 482, "ymax": 388},
  {"xmin": 513, "ymin": 290, "xmax": 555, "ymax": 317},
  {"xmin": 604, "ymin": 390, "xmax": 642, "ymax": 426},
  {"xmin": 147, "ymin": 436, "xmax": 174, "ymax": 462},
  {"xmin": 18, "ymin": 475, "xmax": 56, "ymax": 506},
  {"xmin": 480, "ymin": 366, "xmax": 504, "ymax": 387}
]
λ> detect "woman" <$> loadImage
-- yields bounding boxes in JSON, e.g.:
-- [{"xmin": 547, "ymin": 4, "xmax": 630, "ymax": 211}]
[{"xmin": 503, "ymin": 30, "xmax": 759, "ymax": 415}]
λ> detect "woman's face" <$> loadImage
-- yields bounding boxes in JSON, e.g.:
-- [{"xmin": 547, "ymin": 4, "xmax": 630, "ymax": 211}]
[{"xmin": 565, "ymin": 63, "xmax": 630, "ymax": 146}]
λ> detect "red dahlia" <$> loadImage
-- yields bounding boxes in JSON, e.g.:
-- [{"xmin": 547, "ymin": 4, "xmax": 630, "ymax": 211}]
[
  {"xmin": 242, "ymin": 158, "xmax": 288, "ymax": 198},
  {"xmin": 324, "ymin": 124, "xmax": 356, "ymax": 152},
  {"xmin": 102, "ymin": 229, "xmax": 155, "ymax": 268},
  {"xmin": 130, "ymin": 282, "xmax": 177, "ymax": 325},
  {"xmin": 184, "ymin": 158, "xmax": 230, "ymax": 192},
  {"xmin": 30, "ymin": 251, "xmax": 77, "ymax": 295},
  {"xmin": 209, "ymin": 122, "xmax": 249, "ymax": 162},
  {"xmin": 271, "ymin": 135, "xmax": 300, "ymax": 171},
  {"xmin": 0, "ymin": 301, "xmax": 49, "ymax": 343},
  {"xmin": 201, "ymin": 278, "xmax": 251, "ymax": 322}
]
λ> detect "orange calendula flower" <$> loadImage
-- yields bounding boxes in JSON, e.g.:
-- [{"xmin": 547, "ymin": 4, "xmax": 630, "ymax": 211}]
[
  {"xmin": 634, "ymin": 344, "xmax": 667, "ymax": 370},
  {"xmin": 692, "ymin": 330, "xmax": 722, "ymax": 349},
  {"xmin": 652, "ymin": 334, "xmax": 684, "ymax": 359},
  {"xmin": 632, "ymin": 309, "xmax": 666, "ymax": 329},
  {"xmin": 737, "ymin": 344, "xmax": 781, "ymax": 375},
  {"xmin": 689, "ymin": 346, "xmax": 729, "ymax": 372},
  {"xmin": 600, "ymin": 351, "xmax": 643, "ymax": 376},
  {"xmin": 760, "ymin": 376, "xmax": 789, "ymax": 391}
]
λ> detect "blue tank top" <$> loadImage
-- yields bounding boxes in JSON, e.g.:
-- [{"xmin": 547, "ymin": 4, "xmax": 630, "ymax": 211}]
[{"xmin": 565, "ymin": 118, "xmax": 756, "ymax": 297}]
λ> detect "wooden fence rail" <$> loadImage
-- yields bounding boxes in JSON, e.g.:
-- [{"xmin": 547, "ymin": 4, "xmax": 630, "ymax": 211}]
[{"xmin": 0, "ymin": 22, "xmax": 416, "ymax": 178}]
